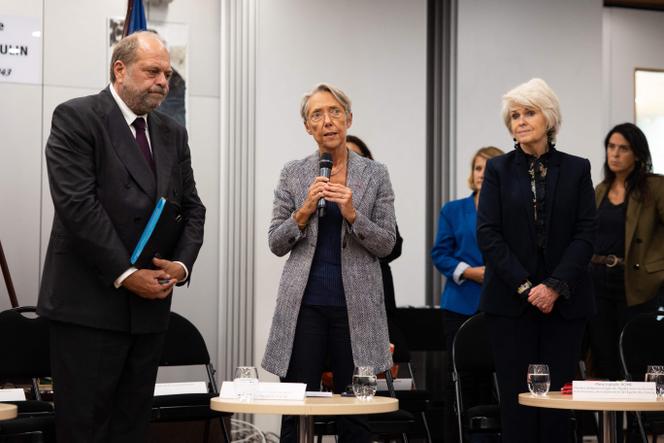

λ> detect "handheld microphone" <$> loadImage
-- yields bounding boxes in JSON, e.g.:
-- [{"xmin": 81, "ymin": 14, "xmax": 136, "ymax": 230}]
[{"xmin": 317, "ymin": 153, "xmax": 333, "ymax": 217}]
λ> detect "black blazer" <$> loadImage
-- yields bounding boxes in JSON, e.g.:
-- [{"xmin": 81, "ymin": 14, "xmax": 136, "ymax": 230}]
[
  {"xmin": 37, "ymin": 87, "xmax": 206, "ymax": 334},
  {"xmin": 477, "ymin": 148, "xmax": 596, "ymax": 319}
]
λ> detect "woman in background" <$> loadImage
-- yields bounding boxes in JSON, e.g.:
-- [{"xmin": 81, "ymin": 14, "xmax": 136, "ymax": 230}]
[
  {"xmin": 431, "ymin": 145, "xmax": 503, "ymax": 352},
  {"xmin": 477, "ymin": 78, "xmax": 596, "ymax": 442},
  {"xmin": 588, "ymin": 122, "xmax": 664, "ymax": 381},
  {"xmin": 346, "ymin": 134, "xmax": 403, "ymax": 315}
]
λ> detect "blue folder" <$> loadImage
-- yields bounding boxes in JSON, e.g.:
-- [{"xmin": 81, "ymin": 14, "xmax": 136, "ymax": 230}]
[{"xmin": 130, "ymin": 198, "xmax": 183, "ymax": 267}]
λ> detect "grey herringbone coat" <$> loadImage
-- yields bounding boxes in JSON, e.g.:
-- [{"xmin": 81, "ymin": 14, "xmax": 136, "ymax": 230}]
[{"xmin": 261, "ymin": 150, "xmax": 396, "ymax": 378}]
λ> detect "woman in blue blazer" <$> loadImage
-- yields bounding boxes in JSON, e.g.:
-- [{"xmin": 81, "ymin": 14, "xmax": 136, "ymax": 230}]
[
  {"xmin": 432, "ymin": 146, "xmax": 503, "ymax": 352},
  {"xmin": 477, "ymin": 78, "xmax": 596, "ymax": 443}
]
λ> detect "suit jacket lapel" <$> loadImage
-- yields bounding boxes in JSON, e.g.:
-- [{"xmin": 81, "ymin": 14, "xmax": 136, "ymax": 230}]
[
  {"xmin": 513, "ymin": 152, "xmax": 537, "ymax": 244},
  {"xmin": 346, "ymin": 150, "xmax": 369, "ymax": 207},
  {"xmin": 100, "ymin": 88, "xmax": 156, "ymax": 199},
  {"xmin": 625, "ymin": 191, "xmax": 642, "ymax": 259},
  {"xmin": 148, "ymin": 112, "xmax": 175, "ymax": 200},
  {"xmin": 301, "ymin": 152, "xmax": 320, "ymax": 239},
  {"xmin": 544, "ymin": 150, "xmax": 561, "ymax": 242}
]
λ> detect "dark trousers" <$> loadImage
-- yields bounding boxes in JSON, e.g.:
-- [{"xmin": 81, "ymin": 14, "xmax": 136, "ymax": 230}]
[
  {"xmin": 588, "ymin": 264, "xmax": 663, "ymax": 380},
  {"xmin": 587, "ymin": 264, "xmax": 663, "ymax": 441},
  {"xmin": 281, "ymin": 305, "xmax": 370, "ymax": 443},
  {"xmin": 49, "ymin": 320, "xmax": 165, "ymax": 443},
  {"xmin": 486, "ymin": 308, "xmax": 585, "ymax": 443}
]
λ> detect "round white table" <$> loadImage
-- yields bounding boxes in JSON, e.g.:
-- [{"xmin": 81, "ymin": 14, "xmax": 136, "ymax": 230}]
[
  {"xmin": 0, "ymin": 403, "xmax": 17, "ymax": 421},
  {"xmin": 519, "ymin": 392, "xmax": 664, "ymax": 443},
  {"xmin": 211, "ymin": 395, "xmax": 398, "ymax": 443}
]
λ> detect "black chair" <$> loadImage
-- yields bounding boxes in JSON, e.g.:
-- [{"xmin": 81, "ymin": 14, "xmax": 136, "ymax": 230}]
[
  {"xmin": 451, "ymin": 313, "xmax": 501, "ymax": 443},
  {"xmin": 619, "ymin": 311, "xmax": 664, "ymax": 443},
  {"xmin": 0, "ymin": 306, "xmax": 55, "ymax": 443},
  {"xmin": 151, "ymin": 311, "xmax": 231, "ymax": 442},
  {"xmin": 313, "ymin": 319, "xmax": 431, "ymax": 443},
  {"xmin": 313, "ymin": 370, "xmax": 415, "ymax": 443},
  {"xmin": 369, "ymin": 318, "xmax": 432, "ymax": 443}
]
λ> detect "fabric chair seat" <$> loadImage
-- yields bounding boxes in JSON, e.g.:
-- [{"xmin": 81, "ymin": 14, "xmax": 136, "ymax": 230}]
[
  {"xmin": 152, "ymin": 393, "xmax": 230, "ymax": 422},
  {"xmin": 465, "ymin": 404, "xmax": 501, "ymax": 431}
]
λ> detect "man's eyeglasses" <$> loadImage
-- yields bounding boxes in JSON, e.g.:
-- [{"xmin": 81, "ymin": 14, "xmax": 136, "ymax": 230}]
[{"xmin": 308, "ymin": 107, "xmax": 345, "ymax": 123}]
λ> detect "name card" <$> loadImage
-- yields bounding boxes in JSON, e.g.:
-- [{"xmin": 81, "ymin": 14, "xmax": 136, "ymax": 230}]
[
  {"xmin": 154, "ymin": 381, "xmax": 208, "ymax": 396},
  {"xmin": 219, "ymin": 381, "xmax": 306, "ymax": 401},
  {"xmin": 573, "ymin": 380, "xmax": 656, "ymax": 400},
  {"xmin": 0, "ymin": 388, "xmax": 26, "ymax": 401}
]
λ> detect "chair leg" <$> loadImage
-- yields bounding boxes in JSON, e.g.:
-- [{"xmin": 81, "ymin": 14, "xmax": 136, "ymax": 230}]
[
  {"xmin": 420, "ymin": 411, "xmax": 432, "ymax": 443},
  {"xmin": 203, "ymin": 419, "xmax": 210, "ymax": 443},
  {"xmin": 219, "ymin": 416, "xmax": 231, "ymax": 443},
  {"xmin": 633, "ymin": 411, "xmax": 648, "ymax": 443}
]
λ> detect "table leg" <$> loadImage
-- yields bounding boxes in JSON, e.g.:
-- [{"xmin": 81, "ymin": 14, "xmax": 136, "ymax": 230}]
[
  {"xmin": 602, "ymin": 411, "xmax": 617, "ymax": 443},
  {"xmin": 298, "ymin": 415, "xmax": 314, "ymax": 443}
]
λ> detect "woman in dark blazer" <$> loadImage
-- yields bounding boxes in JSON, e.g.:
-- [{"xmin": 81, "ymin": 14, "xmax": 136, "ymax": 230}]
[
  {"xmin": 477, "ymin": 78, "xmax": 596, "ymax": 443},
  {"xmin": 588, "ymin": 122, "xmax": 664, "ymax": 381},
  {"xmin": 262, "ymin": 83, "xmax": 396, "ymax": 443}
]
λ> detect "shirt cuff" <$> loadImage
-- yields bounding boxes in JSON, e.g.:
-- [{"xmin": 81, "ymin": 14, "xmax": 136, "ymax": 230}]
[
  {"xmin": 453, "ymin": 262, "xmax": 471, "ymax": 285},
  {"xmin": 114, "ymin": 267, "xmax": 138, "ymax": 289},
  {"xmin": 173, "ymin": 261, "xmax": 189, "ymax": 283}
]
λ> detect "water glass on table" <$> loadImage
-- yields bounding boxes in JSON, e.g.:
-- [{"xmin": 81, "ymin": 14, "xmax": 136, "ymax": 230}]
[
  {"xmin": 234, "ymin": 366, "xmax": 259, "ymax": 401},
  {"xmin": 645, "ymin": 365, "xmax": 664, "ymax": 398},
  {"xmin": 352, "ymin": 366, "xmax": 377, "ymax": 400},
  {"xmin": 527, "ymin": 364, "xmax": 550, "ymax": 396}
]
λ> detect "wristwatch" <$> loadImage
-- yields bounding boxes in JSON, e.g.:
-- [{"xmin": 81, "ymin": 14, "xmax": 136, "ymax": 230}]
[{"xmin": 517, "ymin": 280, "xmax": 533, "ymax": 298}]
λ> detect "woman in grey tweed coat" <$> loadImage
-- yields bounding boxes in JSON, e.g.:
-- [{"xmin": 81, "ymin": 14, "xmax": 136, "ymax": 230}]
[{"xmin": 261, "ymin": 83, "xmax": 396, "ymax": 442}]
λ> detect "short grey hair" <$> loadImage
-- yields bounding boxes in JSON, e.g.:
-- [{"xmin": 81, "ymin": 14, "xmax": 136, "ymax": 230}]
[
  {"xmin": 110, "ymin": 31, "xmax": 166, "ymax": 82},
  {"xmin": 501, "ymin": 78, "xmax": 562, "ymax": 143},
  {"xmin": 300, "ymin": 83, "xmax": 352, "ymax": 122}
]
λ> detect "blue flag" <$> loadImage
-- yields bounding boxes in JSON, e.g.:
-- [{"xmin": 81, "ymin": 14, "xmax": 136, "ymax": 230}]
[{"xmin": 126, "ymin": 0, "xmax": 147, "ymax": 35}]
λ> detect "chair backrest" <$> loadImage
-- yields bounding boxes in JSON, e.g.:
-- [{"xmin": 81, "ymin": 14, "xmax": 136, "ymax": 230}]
[
  {"xmin": 160, "ymin": 312, "xmax": 211, "ymax": 367},
  {"xmin": 619, "ymin": 311, "xmax": 664, "ymax": 381},
  {"xmin": 452, "ymin": 312, "xmax": 494, "ymax": 375},
  {"xmin": 0, "ymin": 306, "xmax": 50, "ymax": 379}
]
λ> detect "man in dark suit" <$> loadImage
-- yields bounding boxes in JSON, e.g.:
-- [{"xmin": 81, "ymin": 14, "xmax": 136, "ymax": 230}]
[{"xmin": 37, "ymin": 31, "xmax": 205, "ymax": 443}]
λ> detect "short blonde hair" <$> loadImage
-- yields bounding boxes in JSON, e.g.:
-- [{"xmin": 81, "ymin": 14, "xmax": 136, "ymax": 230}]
[
  {"xmin": 501, "ymin": 78, "xmax": 561, "ymax": 143},
  {"xmin": 468, "ymin": 146, "xmax": 504, "ymax": 190},
  {"xmin": 300, "ymin": 83, "xmax": 352, "ymax": 122}
]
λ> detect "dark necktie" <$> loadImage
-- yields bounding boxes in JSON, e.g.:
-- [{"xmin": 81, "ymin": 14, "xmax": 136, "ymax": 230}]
[{"xmin": 132, "ymin": 117, "xmax": 155, "ymax": 173}]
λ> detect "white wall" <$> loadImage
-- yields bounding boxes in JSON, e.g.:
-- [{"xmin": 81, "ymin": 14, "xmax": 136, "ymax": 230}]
[
  {"xmin": 456, "ymin": 0, "xmax": 605, "ymax": 191},
  {"xmin": 603, "ymin": 7, "xmax": 664, "ymax": 135}
]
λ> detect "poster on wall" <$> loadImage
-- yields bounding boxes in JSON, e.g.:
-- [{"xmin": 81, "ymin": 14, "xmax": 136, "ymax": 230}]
[
  {"xmin": 108, "ymin": 18, "xmax": 189, "ymax": 129},
  {"xmin": 0, "ymin": 16, "xmax": 42, "ymax": 84}
]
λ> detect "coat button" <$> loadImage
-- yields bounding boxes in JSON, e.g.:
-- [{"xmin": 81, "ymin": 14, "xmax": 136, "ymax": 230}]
[
  {"xmin": 633, "ymin": 263, "xmax": 640, "ymax": 270},
  {"xmin": 134, "ymin": 217, "xmax": 142, "ymax": 224},
  {"xmin": 358, "ymin": 234, "xmax": 365, "ymax": 241},
  {"xmin": 289, "ymin": 237, "xmax": 296, "ymax": 244},
  {"xmin": 635, "ymin": 238, "xmax": 643, "ymax": 244}
]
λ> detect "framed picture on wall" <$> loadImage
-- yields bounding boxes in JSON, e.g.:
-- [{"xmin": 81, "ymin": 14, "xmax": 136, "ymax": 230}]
[
  {"xmin": 634, "ymin": 68, "xmax": 664, "ymax": 174},
  {"xmin": 108, "ymin": 17, "xmax": 189, "ymax": 129}
]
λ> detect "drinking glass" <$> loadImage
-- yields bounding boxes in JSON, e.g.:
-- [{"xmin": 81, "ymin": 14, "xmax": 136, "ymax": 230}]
[
  {"xmin": 352, "ymin": 366, "xmax": 377, "ymax": 400},
  {"xmin": 527, "ymin": 364, "xmax": 550, "ymax": 396},
  {"xmin": 645, "ymin": 365, "xmax": 664, "ymax": 398},
  {"xmin": 234, "ymin": 366, "xmax": 259, "ymax": 401}
]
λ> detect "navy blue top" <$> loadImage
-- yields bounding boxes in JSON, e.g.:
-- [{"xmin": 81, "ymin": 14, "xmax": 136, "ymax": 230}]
[{"xmin": 302, "ymin": 202, "xmax": 346, "ymax": 306}]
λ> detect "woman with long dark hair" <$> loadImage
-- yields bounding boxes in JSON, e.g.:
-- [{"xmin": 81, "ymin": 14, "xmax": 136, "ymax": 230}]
[{"xmin": 588, "ymin": 122, "xmax": 664, "ymax": 380}]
